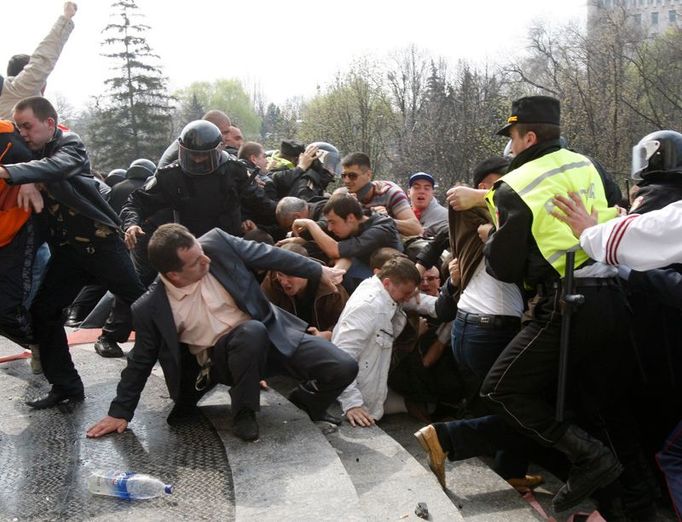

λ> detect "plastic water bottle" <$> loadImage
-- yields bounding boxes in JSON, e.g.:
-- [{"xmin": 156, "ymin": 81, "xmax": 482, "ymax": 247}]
[{"xmin": 87, "ymin": 470, "xmax": 173, "ymax": 500}]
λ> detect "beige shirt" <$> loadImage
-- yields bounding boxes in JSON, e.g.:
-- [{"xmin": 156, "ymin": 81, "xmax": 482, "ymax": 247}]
[{"xmin": 160, "ymin": 273, "xmax": 251, "ymax": 364}]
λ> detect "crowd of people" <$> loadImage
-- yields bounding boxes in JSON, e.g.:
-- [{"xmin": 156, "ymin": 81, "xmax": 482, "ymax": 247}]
[{"xmin": 0, "ymin": 3, "xmax": 680, "ymax": 521}]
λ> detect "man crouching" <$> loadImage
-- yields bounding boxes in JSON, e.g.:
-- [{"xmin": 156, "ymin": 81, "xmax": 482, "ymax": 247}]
[{"xmin": 87, "ymin": 224, "xmax": 358, "ymax": 441}]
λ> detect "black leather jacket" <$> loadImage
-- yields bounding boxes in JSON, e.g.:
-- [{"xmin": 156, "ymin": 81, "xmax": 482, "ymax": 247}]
[{"xmin": 4, "ymin": 128, "xmax": 120, "ymax": 230}]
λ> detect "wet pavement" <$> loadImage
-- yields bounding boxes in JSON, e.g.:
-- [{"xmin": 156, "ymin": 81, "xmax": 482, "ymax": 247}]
[{"xmin": 0, "ymin": 338, "xmax": 235, "ymax": 521}]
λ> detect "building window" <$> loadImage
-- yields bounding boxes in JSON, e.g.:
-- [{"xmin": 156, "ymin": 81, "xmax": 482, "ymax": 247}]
[
  {"xmin": 670, "ymin": 9, "xmax": 678, "ymax": 21},
  {"xmin": 634, "ymin": 13, "xmax": 642, "ymax": 24},
  {"xmin": 652, "ymin": 11, "xmax": 659, "ymax": 23}
]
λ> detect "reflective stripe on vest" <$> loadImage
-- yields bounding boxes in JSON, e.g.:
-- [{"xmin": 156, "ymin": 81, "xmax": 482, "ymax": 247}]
[{"xmin": 485, "ymin": 148, "xmax": 618, "ymax": 279}]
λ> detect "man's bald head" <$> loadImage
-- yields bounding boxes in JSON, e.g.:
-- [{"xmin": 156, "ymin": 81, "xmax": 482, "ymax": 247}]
[{"xmin": 202, "ymin": 110, "xmax": 232, "ymax": 147}]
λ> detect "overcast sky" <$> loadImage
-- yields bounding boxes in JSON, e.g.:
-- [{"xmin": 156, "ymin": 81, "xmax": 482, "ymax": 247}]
[{"xmin": 2, "ymin": 0, "xmax": 588, "ymax": 112}]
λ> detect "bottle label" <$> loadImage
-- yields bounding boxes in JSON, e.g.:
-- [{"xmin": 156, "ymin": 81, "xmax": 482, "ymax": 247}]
[{"xmin": 112, "ymin": 471, "xmax": 135, "ymax": 500}]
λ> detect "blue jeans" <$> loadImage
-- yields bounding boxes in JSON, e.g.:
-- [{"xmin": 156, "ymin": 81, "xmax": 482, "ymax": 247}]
[
  {"xmin": 25, "ymin": 242, "xmax": 50, "ymax": 309},
  {"xmin": 451, "ymin": 315, "xmax": 520, "ymax": 408}
]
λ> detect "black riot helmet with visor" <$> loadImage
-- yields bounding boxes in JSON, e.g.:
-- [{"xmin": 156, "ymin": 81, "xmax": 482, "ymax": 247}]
[
  {"xmin": 632, "ymin": 130, "xmax": 682, "ymax": 180},
  {"xmin": 178, "ymin": 120, "xmax": 225, "ymax": 176}
]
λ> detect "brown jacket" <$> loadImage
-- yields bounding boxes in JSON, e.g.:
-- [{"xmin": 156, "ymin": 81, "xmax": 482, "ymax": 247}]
[
  {"xmin": 448, "ymin": 206, "xmax": 492, "ymax": 291},
  {"xmin": 261, "ymin": 271, "xmax": 349, "ymax": 333}
]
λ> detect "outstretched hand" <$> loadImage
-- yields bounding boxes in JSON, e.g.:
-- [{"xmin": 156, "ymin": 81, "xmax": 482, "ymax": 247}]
[
  {"xmin": 86, "ymin": 416, "xmax": 128, "ymax": 438},
  {"xmin": 551, "ymin": 192, "xmax": 598, "ymax": 238}
]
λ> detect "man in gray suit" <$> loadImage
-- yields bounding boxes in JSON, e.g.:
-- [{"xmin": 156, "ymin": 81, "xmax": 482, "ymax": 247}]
[{"xmin": 87, "ymin": 224, "xmax": 358, "ymax": 441}]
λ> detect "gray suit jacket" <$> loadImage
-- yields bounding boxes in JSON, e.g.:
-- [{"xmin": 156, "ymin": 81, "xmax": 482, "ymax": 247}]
[{"xmin": 108, "ymin": 228, "xmax": 322, "ymax": 421}]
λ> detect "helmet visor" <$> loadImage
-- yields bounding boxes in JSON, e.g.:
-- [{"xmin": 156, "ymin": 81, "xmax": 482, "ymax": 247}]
[
  {"xmin": 632, "ymin": 140, "xmax": 660, "ymax": 180},
  {"xmin": 317, "ymin": 149, "xmax": 341, "ymax": 176},
  {"xmin": 178, "ymin": 141, "xmax": 223, "ymax": 175}
]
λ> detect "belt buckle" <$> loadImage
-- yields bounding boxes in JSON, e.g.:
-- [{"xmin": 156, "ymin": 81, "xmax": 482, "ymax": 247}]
[{"xmin": 480, "ymin": 316, "xmax": 491, "ymax": 325}]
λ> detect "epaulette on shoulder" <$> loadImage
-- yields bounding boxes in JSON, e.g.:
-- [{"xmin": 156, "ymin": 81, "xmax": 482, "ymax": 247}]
[{"xmin": 155, "ymin": 161, "xmax": 181, "ymax": 175}]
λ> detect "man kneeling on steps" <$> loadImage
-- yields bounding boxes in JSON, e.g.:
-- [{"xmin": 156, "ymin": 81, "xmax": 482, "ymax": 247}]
[{"xmin": 87, "ymin": 224, "xmax": 358, "ymax": 442}]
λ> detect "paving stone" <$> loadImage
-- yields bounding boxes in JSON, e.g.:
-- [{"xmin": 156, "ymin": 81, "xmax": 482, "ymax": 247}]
[{"xmin": 0, "ymin": 338, "xmax": 235, "ymax": 521}]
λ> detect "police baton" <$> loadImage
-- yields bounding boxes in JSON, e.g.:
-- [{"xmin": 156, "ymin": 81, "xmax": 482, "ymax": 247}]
[{"xmin": 556, "ymin": 249, "xmax": 585, "ymax": 422}]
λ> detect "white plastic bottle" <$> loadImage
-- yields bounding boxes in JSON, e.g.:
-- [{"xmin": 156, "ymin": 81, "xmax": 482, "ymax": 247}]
[{"xmin": 87, "ymin": 470, "xmax": 173, "ymax": 500}]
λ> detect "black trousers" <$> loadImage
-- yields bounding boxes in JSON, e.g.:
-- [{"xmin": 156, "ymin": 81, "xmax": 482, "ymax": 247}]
[
  {"xmin": 480, "ymin": 282, "xmax": 634, "ymax": 446},
  {"xmin": 0, "ymin": 222, "xmax": 36, "ymax": 344},
  {"xmin": 177, "ymin": 324, "xmax": 358, "ymax": 417},
  {"xmin": 30, "ymin": 239, "xmax": 145, "ymax": 395}
]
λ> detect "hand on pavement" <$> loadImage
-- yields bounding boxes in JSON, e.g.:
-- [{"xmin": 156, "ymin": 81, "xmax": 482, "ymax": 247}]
[
  {"xmin": 345, "ymin": 406, "xmax": 375, "ymax": 427},
  {"xmin": 86, "ymin": 416, "xmax": 128, "ymax": 438}
]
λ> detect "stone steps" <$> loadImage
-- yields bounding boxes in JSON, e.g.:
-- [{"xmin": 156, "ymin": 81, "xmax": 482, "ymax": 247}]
[
  {"xmin": 326, "ymin": 421, "xmax": 465, "ymax": 520},
  {"xmin": 199, "ymin": 387, "xmax": 363, "ymax": 522},
  {"xmin": 379, "ymin": 413, "xmax": 543, "ymax": 521}
]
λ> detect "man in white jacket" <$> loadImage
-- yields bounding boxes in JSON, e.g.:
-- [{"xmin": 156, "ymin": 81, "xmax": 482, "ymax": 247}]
[
  {"xmin": 0, "ymin": 2, "xmax": 77, "ymax": 119},
  {"xmin": 332, "ymin": 256, "xmax": 420, "ymax": 427}
]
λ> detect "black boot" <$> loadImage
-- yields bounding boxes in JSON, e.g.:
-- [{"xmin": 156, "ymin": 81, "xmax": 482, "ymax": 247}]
[
  {"xmin": 64, "ymin": 306, "xmax": 86, "ymax": 328},
  {"xmin": 552, "ymin": 424, "xmax": 624, "ymax": 512},
  {"xmin": 94, "ymin": 336, "xmax": 124, "ymax": 358}
]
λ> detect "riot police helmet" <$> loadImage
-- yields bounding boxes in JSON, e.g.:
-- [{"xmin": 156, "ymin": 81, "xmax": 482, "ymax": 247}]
[
  {"xmin": 632, "ymin": 130, "xmax": 682, "ymax": 180},
  {"xmin": 105, "ymin": 168, "xmax": 126, "ymax": 187},
  {"xmin": 126, "ymin": 158, "xmax": 156, "ymax": 180},
  {"xmin": 178, "ymin": 120, "xmax": 225, "ymax": 175}
]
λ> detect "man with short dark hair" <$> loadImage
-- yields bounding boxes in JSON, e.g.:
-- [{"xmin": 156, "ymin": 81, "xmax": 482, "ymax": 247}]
[
  {"xmin": 289, "ymin": 193, "xmax": 403, "ymax": 288},
  {"xmin": 238, "ymin": 141, "xmax": 276, "ymax": 200},
  {"xmin": 340, "ymin": 152, "xmax": 422, "ymax": 236},
  {"xmin": 86, "ymin": 224, "xmax": 358, "ymax": 441},
  {"xmin": 0, "ymin": 96, "xmax": 145, "ymax": 408}
]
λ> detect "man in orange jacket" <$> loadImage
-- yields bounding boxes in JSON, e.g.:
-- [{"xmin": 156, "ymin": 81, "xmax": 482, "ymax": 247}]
[{"xmin": 0, "ymin": 120, "xmax": 44, "ymax": 355}]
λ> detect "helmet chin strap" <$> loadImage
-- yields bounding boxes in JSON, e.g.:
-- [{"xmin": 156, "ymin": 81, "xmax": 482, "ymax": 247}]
[{"xmin": 355, "ymin": 181, "xmax": 373, "ymax": 203}]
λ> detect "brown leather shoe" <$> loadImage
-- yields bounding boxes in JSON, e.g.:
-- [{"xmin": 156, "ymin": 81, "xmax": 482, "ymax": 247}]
[
  {"xmin": 414, "ymin": 424, "xmax": 446, "ymax": 489},
  {"xmin": 507, "ymin": 474, "xmax": 544, "ymax": 493}
]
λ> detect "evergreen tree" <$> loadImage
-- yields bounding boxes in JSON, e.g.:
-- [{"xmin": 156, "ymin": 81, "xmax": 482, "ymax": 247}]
[{"xmin": 85, "ymin": 0, "xmax": 174, "ymax": 171}]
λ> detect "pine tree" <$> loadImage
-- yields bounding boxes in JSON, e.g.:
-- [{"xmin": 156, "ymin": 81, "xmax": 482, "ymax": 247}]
[{"xmin": 86, "ymin": 0, "xmax": 174, "ymax": 171}]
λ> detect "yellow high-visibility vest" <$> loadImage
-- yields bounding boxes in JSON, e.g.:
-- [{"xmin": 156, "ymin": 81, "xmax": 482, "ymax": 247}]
[{"xmin": 485, "ymin": 148, "xmax": 618, "ymax": 279}]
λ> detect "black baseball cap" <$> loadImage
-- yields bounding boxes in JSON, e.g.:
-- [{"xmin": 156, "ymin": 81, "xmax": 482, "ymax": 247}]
[{"xmin": 496, "ymin": 96, "xmax": 560, "ymax": 137}]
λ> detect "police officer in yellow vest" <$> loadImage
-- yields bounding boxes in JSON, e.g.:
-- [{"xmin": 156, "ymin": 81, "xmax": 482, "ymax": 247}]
[{"xmin": 479, "ymin": 96, "xmax": 635, "ymax": 513}]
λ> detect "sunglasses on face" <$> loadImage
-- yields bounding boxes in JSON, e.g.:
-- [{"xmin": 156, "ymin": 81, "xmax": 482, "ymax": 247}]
[{"xmin": 341, "ymin": 172, "xmax": 360, "ymax": 180}]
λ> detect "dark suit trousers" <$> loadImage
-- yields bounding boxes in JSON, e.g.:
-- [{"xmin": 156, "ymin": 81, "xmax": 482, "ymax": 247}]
[
  {"xmin": 178, "ymin": 320, "xmax": 268, "ymax": 415},
  {"xmin": 178, "ymin": 327, "xmax": 357, "ymax": 417},
  {"xmin": 268, "ymin": 333, "xmax": 359, "ymax": 418}
]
